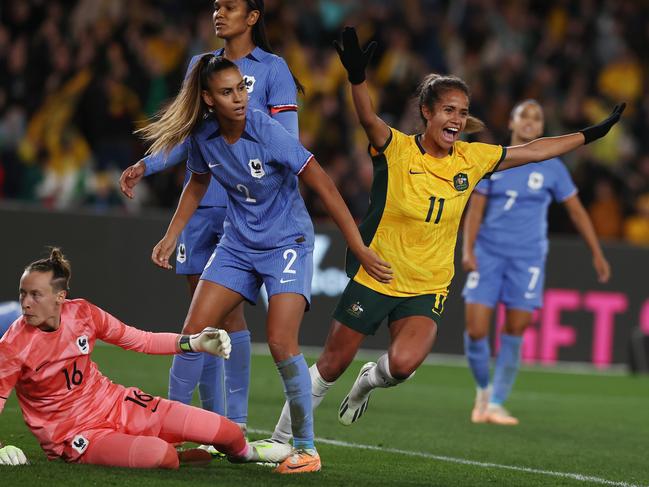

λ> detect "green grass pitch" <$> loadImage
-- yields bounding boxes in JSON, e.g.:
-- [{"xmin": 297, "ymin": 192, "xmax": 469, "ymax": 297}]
[{"xmin": 1, "ymin": 346, "xmax": 648, "ymax": 486}]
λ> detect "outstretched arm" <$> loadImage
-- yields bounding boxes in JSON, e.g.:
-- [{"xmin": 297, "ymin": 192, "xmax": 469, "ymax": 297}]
[
  {"xmin": 151, "ymin": 171, "xmax": 210, "ymax": 269},
  {"xmin": 300, "ymin": 157, "xmax": 393, "ymax": 283},
  {"xmin": 499, "ymin": 104, "xmax": 625, "ymax": 171},
  {"xmin": 462, "ymin": 192, "xmax": 487, "ymax": 272},
  {"xmin": 335, "ymin": 27, "xmax": 390, "ymax": 150},
  {"xmin": 562, "ymin": 195, "xmax": 611, "ymax": 283}
]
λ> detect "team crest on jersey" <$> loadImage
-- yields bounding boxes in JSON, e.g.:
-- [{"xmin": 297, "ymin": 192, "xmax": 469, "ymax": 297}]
[
  {"xmin": 454, "ymin": 172, "xmax": 469, "ymax": 191},
  {"xmin": 177, "ymin": 243, "xmax": 187, "ymax": 264},
  {"xmin": 76, "ymin": 335, "xmax": 89, "ymax": 354},
  {"xmin": 249, "ymin": 158, "xmax": 265, "ymax": 178},
  {"xmin": 346, "ymin": 301, "xmax": 364, "ymax": 318},
  {"xmin": 243, "ymin": 75, "xmax": 256, "ymax": 93},
  {"xmin": 71, "ymin": 434, "xmax": 89, "ymax": 454},
  {"xmin": 528, "ymin": 172, "xmax": 544, "ymax": 190}
]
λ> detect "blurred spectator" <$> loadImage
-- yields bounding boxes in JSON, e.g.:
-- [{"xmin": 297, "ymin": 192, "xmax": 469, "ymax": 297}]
[
  {"xmin": 0, "ymin": 0, "xmax": 647, "ymax": 245},
  {"xmin": 624, "ymin": 193, "xmax": 649, "ymax": 246}
]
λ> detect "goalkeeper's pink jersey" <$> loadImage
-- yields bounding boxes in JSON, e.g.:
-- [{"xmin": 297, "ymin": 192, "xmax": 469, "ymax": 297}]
[{"xmin": 0, "ymin": 299, "xmax": 179, "ymax": 459}]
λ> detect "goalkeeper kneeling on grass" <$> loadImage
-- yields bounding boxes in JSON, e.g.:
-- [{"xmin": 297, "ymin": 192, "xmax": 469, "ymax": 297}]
[{"xmin": 0, "ymin": 248, "xmax": 278, "ymax": 468}]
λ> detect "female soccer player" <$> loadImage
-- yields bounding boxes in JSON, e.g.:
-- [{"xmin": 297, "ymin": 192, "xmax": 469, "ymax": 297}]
[
  {"xmin": 138, "ymin": 54, "xmax": 390, "ymax": 473},
  {"xmin": 265, "ymin": 27, "xmax": 624, "ymax": 441},
  {"xmin": 461, "ymin": 100, "xmax": 610, "ymax": 425},
  {"xmin": 119, "ymin": 0, "xmax": 302, "ymax": 436},
  {"xmin": 0, "ymin": 248, "xmax": 269, "ymax": 468}
]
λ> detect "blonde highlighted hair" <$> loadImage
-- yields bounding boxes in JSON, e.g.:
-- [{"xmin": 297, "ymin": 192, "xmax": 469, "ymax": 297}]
[
  {"xmin": 136, "ymin": 54, "xmax": 239, "ymax": 155},
  {"xmin": 416, "ymin": 73, "xmax": 485, "ymax": 134}
]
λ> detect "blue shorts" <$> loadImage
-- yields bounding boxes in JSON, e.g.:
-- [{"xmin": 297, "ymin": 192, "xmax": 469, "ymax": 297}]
[
  {"xmin": 200, "ymin": 242, "xmax": 313, "ymax": 306},
  {"xmin": 176, "ymin": 206, "xmax": 227, "ymax": 275},
  {"xmin": 462, "ymin": 246, "xmax": 546, "ymax": 311}
]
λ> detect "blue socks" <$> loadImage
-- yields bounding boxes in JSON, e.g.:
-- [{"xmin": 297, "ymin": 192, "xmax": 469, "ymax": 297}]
[
  {"xmin": 276, "ymin": 354, "xmax": 314, "ymax": 450},
  {"xmin": 169, "ymin": 352, "xmax": 204, "ymax": 404},
  {"xmin": 225, "ymin": 330, "xmax": 251, "ymax": 424},
  {"xmin": 491, "ymin": 333, "xmax": 523, "ymax": 405},
  {"xmin": 464, "ymin": 332, "xmax": 491, "ymax": 389},
  {"xmin": 199, "ymin": 355, "xmax": 225, "ymax": 415}
]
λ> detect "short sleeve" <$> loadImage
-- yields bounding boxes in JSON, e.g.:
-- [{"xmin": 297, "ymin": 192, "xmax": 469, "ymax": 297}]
[
  {"xmin": 474, "ymin": 177, "xmax": 491, "ymax": 195},
  {"xmin": 266, "ymin": 116, "xmax": 313, "ymax": 175},
  {"xmin": 550, "ymin": 159, "xmax": 578, "ymax": 202},
  {"xmin": 187, "ymin": 135, "xmax": 209, "ymax": 174},
  {"xmin": 369, "ymin": 127, "xmax": 409, "ymax": 168},
  {"xmin": 0, "ymin": 341, "xmax": 22, "ymax": 413},
  {"xmin": 267, "ymin": 57, "xmax": 298, "ymax": 112},
  {"xmin": 469, "ymin": 142, "xmax": 506, "ymax": 177}
]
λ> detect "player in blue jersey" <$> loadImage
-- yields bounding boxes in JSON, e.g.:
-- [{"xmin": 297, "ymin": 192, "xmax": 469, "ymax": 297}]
[
  {"xmin": 137, "ymin": 54, "xmax": 392, "ymax": 473},
  {"xmin": 0, "ymin": 302, "xmax": 21, "ymax": 337},
  {"xmin": 462, "ymin": 99, "xmax": 611, "ymax": 425},
  {"xmin": 119, "ymin": 0, "xmax": 302, "ymax": 441}
]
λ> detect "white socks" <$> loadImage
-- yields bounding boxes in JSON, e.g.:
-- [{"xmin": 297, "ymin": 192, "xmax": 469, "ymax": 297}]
[{"xmin": 271, "ymin": 364, "xmax": 334, "ymax": 442}]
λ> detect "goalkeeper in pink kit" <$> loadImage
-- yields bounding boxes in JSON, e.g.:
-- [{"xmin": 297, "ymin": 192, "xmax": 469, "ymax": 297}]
[{"xmin": 0, "ymin": 248, "xmax": 264, "ymax": 468}]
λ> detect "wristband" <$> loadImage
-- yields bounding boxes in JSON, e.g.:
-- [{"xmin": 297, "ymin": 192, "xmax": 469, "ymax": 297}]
[{"xmin": 179, "ymin": 335, "xmax": 194, "ymax": 353}]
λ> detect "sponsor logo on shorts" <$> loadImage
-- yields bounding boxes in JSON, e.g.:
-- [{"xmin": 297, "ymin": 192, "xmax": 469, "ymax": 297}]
[
  {"xmin": 280, "ymin": 278, "xmax": 297, "ymax": 284},
  {"xmin": 177, "ymin": 243, "xmax": 187, "ymax": 264},
  {"xmin": 72, "ymin": 434, "xmax": 89, "ymax": 454},
  {"xmin": 346, "ymin": 301, "xmax": 364, "ymax": 318},
  {"xmin": 454, "ymin": 172, "xmax": 469, "ymax": 191},
  {"xmin": 76, "ymin": 335, "xmax": 89, "ymax": 354}
]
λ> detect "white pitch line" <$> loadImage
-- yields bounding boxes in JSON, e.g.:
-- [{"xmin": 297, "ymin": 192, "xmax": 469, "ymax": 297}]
[{"xmin": 249, "ymin": 428, "xmax": 646, "ymax": 487}]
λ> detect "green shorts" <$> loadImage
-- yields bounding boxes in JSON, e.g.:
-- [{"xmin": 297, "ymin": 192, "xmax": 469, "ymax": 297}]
[{"xmin": 332, "ymin": 279, "xmax": 445, "ymax": 336}]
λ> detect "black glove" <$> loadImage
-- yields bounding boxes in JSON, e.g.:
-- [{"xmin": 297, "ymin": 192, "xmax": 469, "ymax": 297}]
[
  {"xmin": 579, "ymin": 103, "xmax": 626, "ymax": 144},
  {"xmin": 333, "ymin": 26, "xmax": 377, "ymax": 85}
]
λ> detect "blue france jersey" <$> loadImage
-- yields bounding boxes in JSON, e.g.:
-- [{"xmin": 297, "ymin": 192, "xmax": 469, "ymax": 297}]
[
  {"xmin": 187, "ymin": 108, "xmax": 314, "ymax": 251},
  {"xmin": 475, "ymin": 158, "xmax": 577, "ymax": 258},
  {"xmin": 144, "ymin": 47, "xmax": 299, "ymax": 207}
]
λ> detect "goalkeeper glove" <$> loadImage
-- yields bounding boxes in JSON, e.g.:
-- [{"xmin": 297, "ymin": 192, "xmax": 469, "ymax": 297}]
[
  {"xmin": 179, "ymin": 327, "xmax": 231, "ymax": 359},
  {"xmin": 0, "ymin": 445, "xmax": 28, "ymax": 466},
  {"xmin": 334, "ymin": 26, "xmax": 377, "ymax": 85},
  {"xmin": 579, "ymin": 103, "xmax": 626, "ymax": 144}
]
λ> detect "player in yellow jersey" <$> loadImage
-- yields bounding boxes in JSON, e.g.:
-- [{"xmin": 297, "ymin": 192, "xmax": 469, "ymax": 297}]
[{"xmin": 256, "ymin": 27, "xmax": 625, "ymax": 447}]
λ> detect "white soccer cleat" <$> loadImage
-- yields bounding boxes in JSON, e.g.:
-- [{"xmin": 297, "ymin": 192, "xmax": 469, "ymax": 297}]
[
  {"xmin": 485, "ymin": 404, "xmax": 519, "ymax": 426},
  {"xmin": 248, "ymin": 438, "xmax": 293, "ymax": 464},
  {"xmin": 197, "ymin": 443, "xmax": 226, "ymax": 459},
  {"xmin": 471, "ymin": 387, "xmax": 490, "ymax": 424},
  {"xmin": 338, "ymin": 361, "xmax": 376, "ymax": 426}
]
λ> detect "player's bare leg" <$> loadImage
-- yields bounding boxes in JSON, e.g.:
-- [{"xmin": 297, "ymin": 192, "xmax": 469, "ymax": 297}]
[{"xmin": 339, "ymin": 316, "xmax": 437, "ymax": 426}]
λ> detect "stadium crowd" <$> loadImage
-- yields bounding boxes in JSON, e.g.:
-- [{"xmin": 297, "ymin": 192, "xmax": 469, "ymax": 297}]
[{"xmin": 1, "ymin": 0, "xmax": 648, "ymax": 244}]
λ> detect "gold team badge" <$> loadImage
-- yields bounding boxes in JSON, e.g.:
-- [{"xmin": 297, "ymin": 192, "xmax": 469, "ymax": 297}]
[{"xmin": 454, "ymin": 172, "xmax": 469, "ymax": 191}]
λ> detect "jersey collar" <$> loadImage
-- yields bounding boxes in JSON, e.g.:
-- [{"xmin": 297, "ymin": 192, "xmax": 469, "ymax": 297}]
[{"xmin": 214, "ymin": 46, "xmax": 265, "ymax": 62}]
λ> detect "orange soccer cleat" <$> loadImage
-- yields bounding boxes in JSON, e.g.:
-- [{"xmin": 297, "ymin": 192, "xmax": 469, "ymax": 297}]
[{"xmin": 274, "ymin": 448, "xmax": 321, "ymax": 474}]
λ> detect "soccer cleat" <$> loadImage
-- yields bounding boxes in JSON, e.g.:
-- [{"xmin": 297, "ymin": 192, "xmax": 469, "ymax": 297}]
[
  {"xmin": 471, "ymin": 387, "xmax": 490, "ymax": 423},
  {"xmin": 485, "ymin": 404, "xmax": 519, "ymax": 425},
  {"xmin": 197, "ymin": 444, "xmax": 226, "ymax": 459},
  {"xmin": 274, "ymin": 448, "xmax": 321, "ymax": 474},
  {"xmin": 248, "ymin": 439, "xmax": 293, "ymax": 464},
  {"xmin": 338, "ymin": 361, "xmax": 376, "ymax": 426}
]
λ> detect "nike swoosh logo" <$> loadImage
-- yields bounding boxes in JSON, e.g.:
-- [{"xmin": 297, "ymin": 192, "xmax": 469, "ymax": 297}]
[
  {"xmin": 151, "ymin": 399, "xmax": 161, "ymax": 412},
  {"xmin": 35, "ymin": 361, "xmax": 50, "ymax": 372},
  {"xmin": 280, "ymin": 278, "xmax": 296, "ymax": 284},
  {"xmin": 229, "ymin": 388, "xmax": 244, "ymax": 394},
  {"xmin": 208, "ymin": 162, "xmax": 222, "ymax": 168},
  {"xmin": 524, "ymin": 292, "xmax": 536, "ymax": 299},
  {"xmin": 409, "ymin": 170, "xmax": 425, "ymax": 175}
]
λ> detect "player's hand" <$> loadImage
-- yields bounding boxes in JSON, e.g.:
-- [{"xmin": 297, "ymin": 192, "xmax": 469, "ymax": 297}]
[
  {"xmin": 334, "ymin": 26, "xmax": 377, "ymax": 85},
  {"xmin": 190, "ymin": 327, "xmax": 232, "ymax": 359},
  {"xmin": 579, "ymin": 103, "xmax": 625, "ymax": 145},
  {"xmin": 119, "ymin": 160, "xmax": 147, "ymax": 199},
  {"xmin": 358, "ymin": 246, "xmax": 392, "ymax": 283},
  {"xmin": 151, "ymin": 234, "xmax": 177, "ymax": 270},
  {"xmin": 0, "ymin": 445, "xmax": 28, "ymax": 466},
  {"xmin": 462, "ymin": 252, "xmax": 478, "ymax": 272},
  {"xmin": 593, "ymin": 254, "xmax": 611, "ymax": 283}
]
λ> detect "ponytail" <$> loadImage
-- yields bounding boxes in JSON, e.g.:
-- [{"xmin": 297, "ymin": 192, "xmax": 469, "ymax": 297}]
[{"xmin": 136, "ymin": 54, "xmax": 238, "ymax": 155}]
